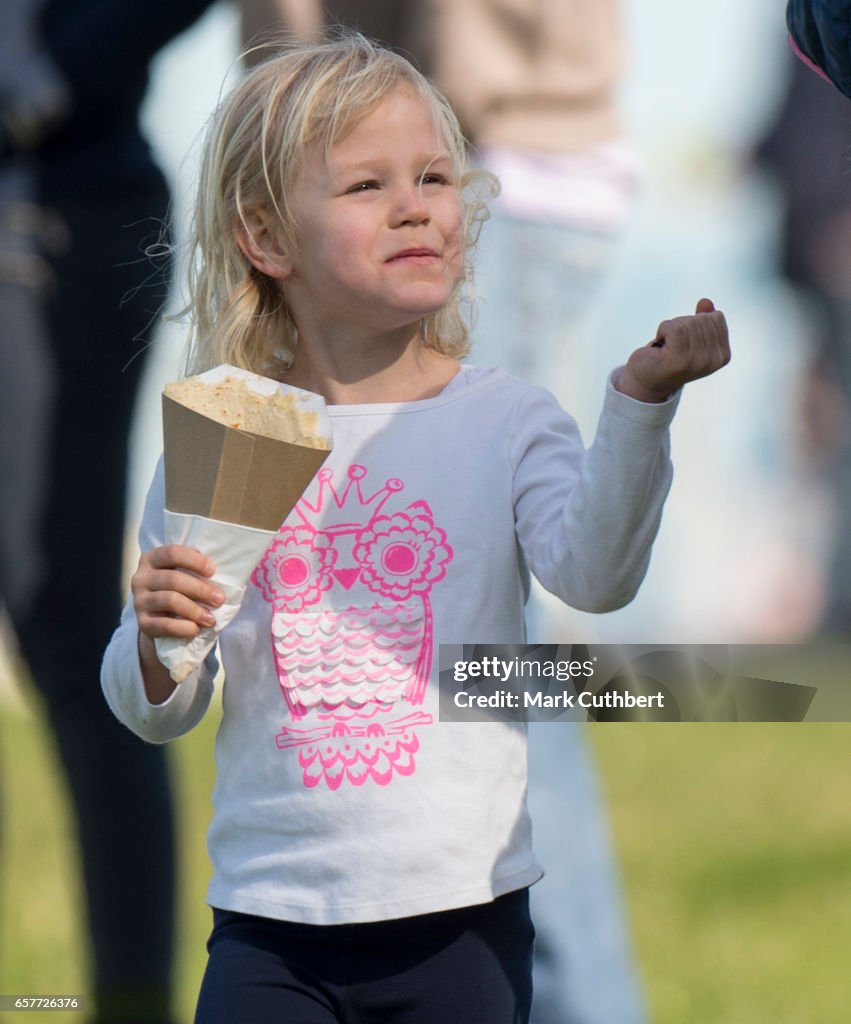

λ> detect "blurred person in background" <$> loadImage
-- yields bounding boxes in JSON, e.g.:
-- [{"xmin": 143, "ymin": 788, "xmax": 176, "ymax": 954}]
[
  {"xmin": 755, "ymin": 51, "xmax": 851, "ymax": 638},
  {"xmin": 0, "ymin": 0, "xmax": 61, "ymax": 623},
  {"xmin": 0, "ymin": 2, "xmax": 213, "ymax": 1021},
  {"xmin": 427, "ymin": 6, "xmax": 646, "ymax": 1023},
  {"xmin": 240, "ymin": 2, "xmax": 647, "ymax": 1021},
  {"xmin": 786, "ymin": 0, "xmax": 851, "ymax": 99}
]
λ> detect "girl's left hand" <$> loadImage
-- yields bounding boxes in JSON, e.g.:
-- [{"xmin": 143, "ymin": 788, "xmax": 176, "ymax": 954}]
[{"xmin": 616, "ymin": 298, "xmax": 730, "ymax": 403}]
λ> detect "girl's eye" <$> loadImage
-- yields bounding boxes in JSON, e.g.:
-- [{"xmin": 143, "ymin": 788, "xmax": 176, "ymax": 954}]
[
  {"xmin": 346, "ymin": 180, "xmax": 380, "ymax": 193},
  {"xmin": 419, "ymin": 173, "xmax": 449, "ymax": 186}
]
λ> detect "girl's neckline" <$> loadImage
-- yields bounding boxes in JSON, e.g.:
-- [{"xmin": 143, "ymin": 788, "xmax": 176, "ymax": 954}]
[{"xmin": 324, "ymin": 364, "xmax": 502, "ymax": 415}]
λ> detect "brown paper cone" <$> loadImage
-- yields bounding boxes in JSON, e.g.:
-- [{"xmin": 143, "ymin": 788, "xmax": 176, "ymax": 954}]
[{"xmin": 162, "ymin": 394, "xmax": 329, "ymax": 531}]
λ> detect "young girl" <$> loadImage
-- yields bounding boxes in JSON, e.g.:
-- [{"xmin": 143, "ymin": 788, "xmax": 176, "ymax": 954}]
[{"xmin": 102, "ymin": 32, "xmax": 729, "ymax": 1024}]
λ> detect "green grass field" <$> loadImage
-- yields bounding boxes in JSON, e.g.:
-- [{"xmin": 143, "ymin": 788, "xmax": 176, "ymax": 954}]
[
  {"xmin": 593, "ymin": 725, "xmax": 851, "ymax": 1022},
  {"xmin": 1, "ymin": 680, "xmax": 849, "ymax": 1023},
  {"xmin": 0, "ymin": 680, "xmax": 222, "ymax": 1024}
]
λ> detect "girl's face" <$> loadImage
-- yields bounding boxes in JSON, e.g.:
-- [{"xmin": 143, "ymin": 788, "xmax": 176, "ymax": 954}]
[{"xmin": 280, "ymin": 87, "xmax": 464, "ymax": 341}]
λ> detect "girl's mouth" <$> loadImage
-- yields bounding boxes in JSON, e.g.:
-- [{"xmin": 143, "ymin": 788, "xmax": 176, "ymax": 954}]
[{"xmin": 386, "ymin": 248, "xmax": 440, "ymax": 263}]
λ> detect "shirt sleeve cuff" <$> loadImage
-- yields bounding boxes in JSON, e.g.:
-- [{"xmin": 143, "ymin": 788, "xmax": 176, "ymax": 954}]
[{"xmin": 604, "ymin": 367, "xmax": 682, "ymax": 426}]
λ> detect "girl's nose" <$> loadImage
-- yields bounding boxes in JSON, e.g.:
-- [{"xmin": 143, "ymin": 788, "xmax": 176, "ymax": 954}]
[{"xmin": 390, "ymin": 186, "xmax": 430, "ymax": 227}]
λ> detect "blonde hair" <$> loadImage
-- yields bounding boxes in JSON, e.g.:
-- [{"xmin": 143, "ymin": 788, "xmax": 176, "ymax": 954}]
[{"xmin": 183, "ymin": 30, "xmax": 496, "ymax": 377}]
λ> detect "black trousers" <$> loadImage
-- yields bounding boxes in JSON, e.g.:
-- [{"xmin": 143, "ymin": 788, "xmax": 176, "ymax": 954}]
[{"xmin": 195, "ymin": 889, "xmax": 535, "ymax": 1024}]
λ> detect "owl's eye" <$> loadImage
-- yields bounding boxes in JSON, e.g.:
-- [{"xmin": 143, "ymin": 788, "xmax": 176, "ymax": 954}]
[
  {"xmin": 279, "ymin": 554, "xmax": 310, "ymax": 588},
  {"xmin": 381, "ymin": 543, "xmax": 417, "ymax": 576}
]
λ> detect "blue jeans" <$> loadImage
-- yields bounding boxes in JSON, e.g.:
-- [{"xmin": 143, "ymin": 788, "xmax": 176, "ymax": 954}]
[
  {"xmin": 472, "ymin": 210, "xmax": 647, "ymax": 1024},
  {"xmin": 470, "ymin": 213, "xmax": 617, "ymax": 400}
]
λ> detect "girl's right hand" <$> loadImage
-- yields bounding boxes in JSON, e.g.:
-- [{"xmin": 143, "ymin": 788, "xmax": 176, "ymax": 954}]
[{"xmin": 131, "ymin": 545, "xmax": 225, "ymax": 639}]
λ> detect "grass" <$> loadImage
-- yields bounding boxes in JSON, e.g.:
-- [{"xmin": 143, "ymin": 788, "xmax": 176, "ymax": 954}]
[
  {"xmin": 0, "ymin": 669, "xmax": 221, "ymax": 1024},
  {"xmin": 0, "ymin": 689, "xmax": 86, "ymax": 1012},
  {"xmin": 1, "ymin": 670, "xmax": 850, "ymax": 1023},
  {"xmin": 592, "ymin": 725, "xmax": 851, "ymax": 1023}
]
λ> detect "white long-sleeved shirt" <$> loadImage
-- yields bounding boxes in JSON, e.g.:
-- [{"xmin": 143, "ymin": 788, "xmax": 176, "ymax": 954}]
[{"xmin": 102, "ymin": 368, "xmax": 678, "ymax": 925}]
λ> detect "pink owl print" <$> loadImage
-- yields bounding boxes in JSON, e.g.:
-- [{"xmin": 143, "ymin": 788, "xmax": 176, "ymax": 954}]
[{"xmin": 251, "ymin": 465, "xmax": 453, "ymax": 790}]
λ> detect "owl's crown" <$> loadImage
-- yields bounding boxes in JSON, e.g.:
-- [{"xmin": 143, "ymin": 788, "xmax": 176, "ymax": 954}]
[{"xmin": 294, "ymin": 465, "xmax": 402, "ymax": 534}]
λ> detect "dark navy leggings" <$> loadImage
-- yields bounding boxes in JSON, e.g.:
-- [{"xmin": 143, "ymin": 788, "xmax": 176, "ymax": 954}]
[{"xmin": 194, "ymin": 888, "xmax": 535, "ymax": 1024}]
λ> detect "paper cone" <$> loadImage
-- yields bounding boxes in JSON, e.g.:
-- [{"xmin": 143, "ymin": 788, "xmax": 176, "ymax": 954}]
[{"xmin": 155, "ymin": 366, "xmax": 332, "ymax": 682}]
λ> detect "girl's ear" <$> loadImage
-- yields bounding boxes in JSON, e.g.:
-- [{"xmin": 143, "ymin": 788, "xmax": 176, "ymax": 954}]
[{"xmin": 236, "ymin": 209, "xmax": 293, "ymax": 279}]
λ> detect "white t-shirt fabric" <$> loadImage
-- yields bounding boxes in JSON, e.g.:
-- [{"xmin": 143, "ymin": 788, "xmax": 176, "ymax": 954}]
[{"xmin": 102, "ymin": 367, "xmax": 679, "ymax": 926}]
